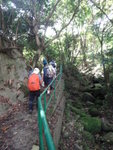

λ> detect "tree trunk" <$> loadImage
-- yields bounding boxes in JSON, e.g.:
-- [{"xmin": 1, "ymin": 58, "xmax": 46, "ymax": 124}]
[
  {"xmin": 32, "ymin": 28, "xmax": 43, "ymax": 67},
  {"xmin": 80, "ymin": 37, "xmax": 88, "ymax": 67},
  {"xmin": 32, "ymin": 47, "xmax": 42, "ymax": 68},
  {"xmin": 100, "ymin": 41, "xmax": 108, "ymax": 89},
  {"xmin": 0, "ymin": 6, "xmax": 5, "ymax": 31}
]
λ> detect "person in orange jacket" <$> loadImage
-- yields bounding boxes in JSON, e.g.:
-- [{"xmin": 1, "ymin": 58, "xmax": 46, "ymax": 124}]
[{"xmin": 28, "ymin": 68, "xmax": 43, "ymax": 114}]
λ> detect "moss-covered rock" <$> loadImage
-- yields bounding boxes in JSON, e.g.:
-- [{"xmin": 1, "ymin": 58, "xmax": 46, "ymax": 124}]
[
  {"xmin": 101, "ymin": 119, "xmax": 113, "ymax": 132},
  {"xmin": 83, "ymin": 131, "xmax": 95, "ymax": 143},
  {"xmin": 102, "ymin": 132, "xmax": 113, "ymax": 144},
  {"xmin": 88, "ymin": 107, "xmax": 99, "ymax": 117},
  {"xmin": 82, "ymin": 92, "xmax": 95, "ymax": 102},
  {"xmin": 81, "ymin": 116, "xmax": 101, "ymax": 134},
  {"xmin": 74, "ymin": 100, "xmax": 83, "ymax": 109},
  {"xmin": 86, "ymin": 101, "xmax": 94, "ymax": 107},
  {"xmin": 91, "ymin": 83, "xmax": 106, "ymax": 97},
  {"xmin": 105, "ymin": 92, "xmax": 113, "ymax": 107},
  {"xmin": 68, "ymin": 104, "xmax": 87, "ymax": 117},
  {"xmin": 82, "ymin": 142, "xmax": 90, "ymax": 150},
  {"xmin": 95, "ymin": 98, "xmax": 103, "ymax": 105}
]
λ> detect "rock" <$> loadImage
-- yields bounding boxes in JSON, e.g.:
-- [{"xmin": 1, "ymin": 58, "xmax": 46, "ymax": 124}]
[
  {"xmin": 74, "ymin": 100, "xmax": 83, "ymax": 109},
  {"xmin": 74, "ymin": 144, "xmax": 83, "ymax": 150},
  {"xmin": 82, "ymin": 131, "xmax": 95, "ymax": 143},
  {"xmin": 88, "ymin": 107, "xmax": 100, "ymax": 117},
  {"xmin": 81, "ymin": 116, "xmax": 101, "ymax": 134},
  {"xmin": 105, "ymin": 93, "xmax": 113, "ymax": 106},
  {"xmin": 91, "ymin": 83, "xmax": 106, "ymax": 97},
  {"xmin": 63, "ymin": 131, "xmax": 70, "ymax": 138},
  {"xmin": 68, "ymin": 105, "xmax": 87, "ymax": 118},
  {"xmin": 95, "ymin": 98, "xmax": 103, "ymax": 105},
  {"xmin": 101, "ymin": 118, "xmax": 113, "ymax": 132},
  {"xmin": 31, "ymin": 145, "xmax": 39, "ymax": 150},
  {"xmin": 86, "ymin": 101, "xmax": 94, "ymax": 106},
  {"xmin": 82, "ymin": 92, "xmax": 95, "ymax": 102},
  {"xmin": 94, "ymin": 83, "xmax": 103, "ymax": 89},
  {"xmin": 17, "ymin": 92, "xmax": 25, "ymax": 101},
  {"xmin": 72, "ymin": 80, "xmax": 80, "ymax": 90},
  {"xmin": 102, "ymin": 132, "xmax": 113, "ymax": 144}
]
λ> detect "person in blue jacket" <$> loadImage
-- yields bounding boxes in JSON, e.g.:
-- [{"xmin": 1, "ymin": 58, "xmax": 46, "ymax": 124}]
[{"xmin": 42, "ymin": 59, "xmax": 55, "ymax": 94}]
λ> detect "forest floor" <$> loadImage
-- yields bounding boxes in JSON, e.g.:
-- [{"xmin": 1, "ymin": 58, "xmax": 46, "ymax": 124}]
[
  {"xmin": 58, "ymin": 68, "xmax": 113, "ymax": 150},
  {"xmin": 59, "ymin": 104, "xmax": 113, "ymax": 150}
]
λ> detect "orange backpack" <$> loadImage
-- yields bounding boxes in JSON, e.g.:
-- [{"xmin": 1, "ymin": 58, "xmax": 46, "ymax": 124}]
[{"xmin": 28, "ymin": 74, "xmax": 40, "ymax": 91}]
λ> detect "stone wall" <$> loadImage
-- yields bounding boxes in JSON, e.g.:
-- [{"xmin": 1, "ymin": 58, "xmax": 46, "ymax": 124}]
[
  {"xmin": 52, "ymin": 79, "xmax": 65, "ymax": 149},
  {"xmin": 53, "ymin": 96, "xmax": 65, "ymax": 149},
  {"xmin": 0, "ymin": 49, "xmax": 28, "ymax": 118},
  {"xmin": 0, "ymin": 49, "xmax": 27, "ymax": 87}
]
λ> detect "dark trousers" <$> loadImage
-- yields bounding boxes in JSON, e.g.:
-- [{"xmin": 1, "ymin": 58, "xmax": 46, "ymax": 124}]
[{"xmin": 29, "ymin": 90, "xmax": 40, "ymax": 111}]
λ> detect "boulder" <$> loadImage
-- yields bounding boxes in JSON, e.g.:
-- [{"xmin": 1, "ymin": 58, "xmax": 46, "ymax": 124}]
[
  {"xmin": 82, "ymin": 131, "xmax": 95, "ymax": 143},
  {"xmin": 102, "ymin": 132, "xmax": 113, "ymax": 144},
  {"xmin": 91, "ymin": 83, "xmax": 106, "ymax": 97},
  {"xmin": 101, "ymin": 118, "xmax": 113, "ymax": 132},
  {"xmin": 74, "ymin": 144, "xmax": 83, "ymax": 150},
  {"xmin": 86, "ymin": 101, "xmax": 94, "ymax": 106},
  {"xmin": 88, "ymin": 107, "xmax": 100, "ymax": 117},
  {"xmin": 82, "ymin": 92, "xmax": 95, "ymax": 102},
  {"xmin": 31, "ymin": 145, "xmax": 39, "ymax": 150},
  {"xmin": 81, "ymin": 116, "xmax": 101, "ymax": 134}
]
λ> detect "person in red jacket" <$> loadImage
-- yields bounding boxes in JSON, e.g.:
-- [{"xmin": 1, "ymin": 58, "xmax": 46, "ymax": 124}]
[{"xmin": 28, "ymin": 68, "xmax": 43, "ymax": 114}]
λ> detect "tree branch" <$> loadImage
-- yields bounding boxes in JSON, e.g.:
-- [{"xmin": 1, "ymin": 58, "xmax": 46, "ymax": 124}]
[
  {"xmin": 43, "ymin": 0, "xmax": 61, "ymax": 38},
  {"xmin": 45, "ymin": 0, "xmax": 81, "ymax": 47},
  {"xmin": 90, "ymin": 0, "xmax": 113, "ymax": 25},
  {"xmin": 45, "ymin": 0, "xmax": 61, "ymax": 27},
  {"xmin": 15, "ymin": 20, "xmax": 19, "ymax": 40},
  {"xmin": 0, "ymin": 47, "xmax": 20, "ymax": 51}
]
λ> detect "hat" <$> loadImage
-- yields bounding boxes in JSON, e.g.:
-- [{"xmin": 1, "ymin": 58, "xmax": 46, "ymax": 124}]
[
  {"xmin": 43, "ymin": 59, "xmax": 47, "ymax": 66},
  {"xmin": 33, "ymin": 68, "xmax": 40, "ymax": 74}
]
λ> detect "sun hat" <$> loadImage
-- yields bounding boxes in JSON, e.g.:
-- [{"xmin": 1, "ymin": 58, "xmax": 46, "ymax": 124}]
[{"xmin": 33, "ymin": 68, "xmax": 40, "ymax": 74}]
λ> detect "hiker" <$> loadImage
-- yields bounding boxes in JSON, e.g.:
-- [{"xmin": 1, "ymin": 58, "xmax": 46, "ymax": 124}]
[
  {"xmin": 42, "ymin": 59, "xmax": 55, "ymax": 94},
  {"xmin": 27, "ymin": 66, "xmax": 33, "ymax": 77},
  {"xmin": 49, "ymin": 60, "xmax": 56, "ymax": 90},
  {"xmin": 49, "ymin": 60, "xmax": 57, "ymax": 78},
  {"xmin": 28, "ymin": 68, "xmax": 43, "ymax": 114},
  {"xmin": 28, "ymin": 67, "xmax": 42, "ymax": 81},
  {"xmin": 28, "ymin": 68, "xmax": 33, "ymax": 77},
  {"xmin": 42, "ymin": 59, "xmax": 48, "ymax": 87}
]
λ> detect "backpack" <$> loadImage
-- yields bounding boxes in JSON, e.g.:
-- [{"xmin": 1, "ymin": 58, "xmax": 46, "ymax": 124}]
[
  {"xmin": 50, "ymin": 61, "xmax": 56, "ymax": 68},
  {"xmin": 28, "ymin": 73, "xmax": 40, "ymax": 91},
  {"xmin": 45, "ymin": 65, "xmax": 55, "ymax": 78}
]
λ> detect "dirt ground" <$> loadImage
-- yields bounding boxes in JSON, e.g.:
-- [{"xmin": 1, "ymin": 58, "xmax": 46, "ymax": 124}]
[{"xmin": 0, "ymin": 99, "xmax": 39, "ymax": 150}]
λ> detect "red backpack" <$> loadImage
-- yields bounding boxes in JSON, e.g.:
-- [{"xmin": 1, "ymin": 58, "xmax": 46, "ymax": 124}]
[{"xmin": 28, "ymin": 74, "xmax": 40, "ymax": 91}]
